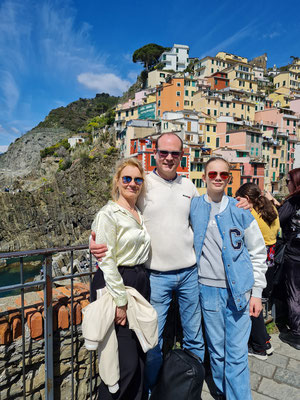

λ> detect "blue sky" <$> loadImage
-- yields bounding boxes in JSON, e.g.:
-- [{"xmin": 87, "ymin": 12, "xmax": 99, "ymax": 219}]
[{"xmin": 0, "ymin": 0, "xmax": 299, "ymax": 152}]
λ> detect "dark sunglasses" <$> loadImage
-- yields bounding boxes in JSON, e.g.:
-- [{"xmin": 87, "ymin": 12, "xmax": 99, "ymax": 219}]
[
  {"xmin": 157, "ymin": 149, "xmax": 182, "ymax": 158},
  {"xmin": 208, "ymin": 171, "xmax": 230, "ymax": 180},
  {"xmin": 122, "ymin": 176, "xmax": 144, "ymax": 185}
]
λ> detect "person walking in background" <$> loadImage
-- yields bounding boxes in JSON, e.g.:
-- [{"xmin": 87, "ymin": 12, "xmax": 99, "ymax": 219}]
[
  {"xmin": 190, "ymin": 157, "xmax": 267, "ymax": 400},
  {"xmin": 235, "ymin": 183, "xmax": 280, "ymax": 360},
  {"xmin": 90, "ymin": 158, "xmax": 153, "ymax": 400},
  {"xmin": 276, "ymin": 168, "xmax": 300, "ymax": 350}
]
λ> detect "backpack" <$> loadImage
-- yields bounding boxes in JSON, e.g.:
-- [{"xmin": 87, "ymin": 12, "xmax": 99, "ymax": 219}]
[{"xmin": 150, "ymin": 347, "xmax": 205, "ymax": 400}]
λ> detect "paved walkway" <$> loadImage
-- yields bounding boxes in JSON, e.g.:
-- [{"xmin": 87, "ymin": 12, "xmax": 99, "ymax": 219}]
[{"xmin": 201, "ymin": 333, "xmax": 300, "ymax": 399}]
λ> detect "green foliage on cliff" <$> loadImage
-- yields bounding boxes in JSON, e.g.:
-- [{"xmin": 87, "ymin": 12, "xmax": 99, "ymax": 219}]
[
  {"xmin": 40, "ymin": 138, "xmax": 70, "ymax": 159},
  {"xmin": 58, "ymin": 158, "xmax": 72, "ymax": 171},
  {"xmin": 84, "ymin": 109, "xmax": 116, "ymax": 133},
  {"xmin": 36, "ymin": 93, "xmax": 119, "ymax": 133}
]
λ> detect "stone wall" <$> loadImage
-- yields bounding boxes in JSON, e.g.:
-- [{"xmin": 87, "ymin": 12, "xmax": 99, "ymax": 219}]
[{"xmin": 0, "ymin": 283, "xmax": 99, "ymax": 399}]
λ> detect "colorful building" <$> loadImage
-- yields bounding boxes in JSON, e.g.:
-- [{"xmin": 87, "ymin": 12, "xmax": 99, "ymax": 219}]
[{"xmin": 130, "ymin": 136, "xmax": 191, "ymax": 177}]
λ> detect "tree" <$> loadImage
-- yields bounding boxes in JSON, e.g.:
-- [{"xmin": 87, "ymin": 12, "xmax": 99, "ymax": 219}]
[{"xmin": 132, "ymin": 43, "xmax": 170, "ymax": 71}]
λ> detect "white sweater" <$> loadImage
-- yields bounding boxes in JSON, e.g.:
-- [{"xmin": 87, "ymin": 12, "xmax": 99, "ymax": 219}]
[
  {"xmin": 137, "ymin": 172, "xmax": 199, "ymax": 272},
  {"xmin": 82, "ymin": 286, "xmax": 158, "ymax": 393}
]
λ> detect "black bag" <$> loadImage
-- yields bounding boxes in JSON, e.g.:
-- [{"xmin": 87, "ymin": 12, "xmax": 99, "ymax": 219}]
[
  {"xmin": 150, "ymin": 348, "xmax": 205, "ymax": 400},
  {"xmin": 274, "ymin": 237, "xmax": 287, "ymax": 265}
]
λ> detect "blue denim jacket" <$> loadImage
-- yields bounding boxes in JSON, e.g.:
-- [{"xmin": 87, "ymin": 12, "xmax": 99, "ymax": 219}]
[{"xmin": 190, "ymin": 195, "xmax": 267, "ymax": 310}]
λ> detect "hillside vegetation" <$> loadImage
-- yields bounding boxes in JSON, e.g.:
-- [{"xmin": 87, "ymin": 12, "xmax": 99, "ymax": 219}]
[{"xmin": 36, "ymin": 93, "xmax": 119, "ymax": 132}]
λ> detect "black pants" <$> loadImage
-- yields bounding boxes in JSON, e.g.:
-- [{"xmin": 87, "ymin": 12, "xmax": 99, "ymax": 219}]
[
  {"xmin": 249, "ymin": 312, "xmax": 270, "ymax": 351},
  {"xmin": 284, "ymin": 258, "xmax": 300, "ymax": 336},
  {"xmin": 91, "ymin": 265, "xmax": 150, "ymax": 400}
]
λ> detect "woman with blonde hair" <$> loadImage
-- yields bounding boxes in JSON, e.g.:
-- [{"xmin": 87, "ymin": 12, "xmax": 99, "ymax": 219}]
[{"xmin": 90, "ymin": 157, "xmax": 152, "ymax": 399}]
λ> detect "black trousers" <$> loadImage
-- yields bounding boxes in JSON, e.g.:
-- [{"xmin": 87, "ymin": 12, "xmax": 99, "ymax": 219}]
[
  {"xmin": 284, "ymin": 258, "xmax": 300, "ymax": 336},
  {"xmin": 249, "ymin": 312, "xmax": 270, "ymax": 351},
  {"xmin": 91, "ymin": 265, "xmax": 150, "ymax": 400}
]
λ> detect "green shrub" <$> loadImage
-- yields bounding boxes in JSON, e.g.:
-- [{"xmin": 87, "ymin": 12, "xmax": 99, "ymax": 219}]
[
  {"xmin": 40, "ymin": 138, "xmax": 71, "ymax": 159},
  {"xmin": 58, "ymin": 158, "xmax": 72, "ymax": 171},
  {"xmin": 105, "ymin": 146, "xmax": 118, "ymax": 155}
]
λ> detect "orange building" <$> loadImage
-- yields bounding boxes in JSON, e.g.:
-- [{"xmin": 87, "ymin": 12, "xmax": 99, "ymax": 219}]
[
  {"xmin": 207, "ymin": 72, "xmax": 229, "ymax": 90},
  {"xmin": 156, "ymin": 77, "xmax": 185, "ymax": 118},
  {"xmin": 130, "ymin": 137, "xmax": 190, "ymax": 177}
]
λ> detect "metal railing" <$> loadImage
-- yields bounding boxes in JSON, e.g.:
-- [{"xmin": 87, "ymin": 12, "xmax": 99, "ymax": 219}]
[{"xmin": 0, "ymin": 245, "xmax": 97, "ymax": 400}]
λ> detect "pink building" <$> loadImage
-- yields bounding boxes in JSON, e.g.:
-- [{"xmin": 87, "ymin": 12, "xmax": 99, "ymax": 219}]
[
  {"xmin": 255, "ymin": 108, "xmax": 299, "ymax": 173},
  {"xmin": 216, "ymin": 120, "xmax": 265, "ymax": 189},
  {"xmin": 290, "ymin": 98, "xmax": 300, "ymax": 115}
]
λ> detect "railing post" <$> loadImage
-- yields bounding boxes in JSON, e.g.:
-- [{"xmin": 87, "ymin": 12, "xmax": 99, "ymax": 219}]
[{"xmin": 44, "ymin": 254, "xmax": 54, "ymax": 400}]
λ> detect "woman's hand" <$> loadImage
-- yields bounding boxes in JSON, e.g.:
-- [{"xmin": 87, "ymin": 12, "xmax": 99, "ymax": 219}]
[{"xmin": 115, "ymin": 305, "xmax": 127, "ymax": 326}]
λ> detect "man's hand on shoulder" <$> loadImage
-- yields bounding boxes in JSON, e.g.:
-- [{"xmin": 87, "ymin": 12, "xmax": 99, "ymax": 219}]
[
  {"xmin": 249, "ymin": 296, "xmax": 262, "ymax": 318},
  {"xmin": 235, "ymin": 196, "xmax": 251, "ymax": 210},
  {"xmin": 90, "ymin": 231, "xmax": 108, "ymax": 261}
]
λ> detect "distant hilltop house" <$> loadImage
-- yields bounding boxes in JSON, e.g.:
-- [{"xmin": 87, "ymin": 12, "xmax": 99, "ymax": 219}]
[
  {"xmin": 159, "ymin": 44, "xmax": 190, "ymax": 72},
  {"xmin": 68, "ymin": 136, "xmax": 86, "ymax": 148}
]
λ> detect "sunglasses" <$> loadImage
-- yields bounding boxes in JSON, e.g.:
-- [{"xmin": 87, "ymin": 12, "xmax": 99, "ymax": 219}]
[
  {"xmin": 121, "ymin": 176, "xmax": 144, "ymax": 185},
  {"xmin": 157, "ymin": 149, "xmax": 182, "ymax": 158},
  {"xmin": 207, "ymin": 171, "xmax": 230, "ymax": 180}
]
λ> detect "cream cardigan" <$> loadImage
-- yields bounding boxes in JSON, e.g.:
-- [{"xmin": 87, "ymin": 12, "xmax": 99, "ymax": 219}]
[{"xmin": 82, "ymin": 286, "xmax": 158, "ymax": 393}]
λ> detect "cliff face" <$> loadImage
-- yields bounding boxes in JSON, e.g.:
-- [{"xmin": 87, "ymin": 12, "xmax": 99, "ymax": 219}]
[
  {"xmin": 0, "ymin": 152, "xmax": 117, "ymax": 252},
  {"xmin": 0, "ymin": 128, "xmax": 70, "ymax": 186}
]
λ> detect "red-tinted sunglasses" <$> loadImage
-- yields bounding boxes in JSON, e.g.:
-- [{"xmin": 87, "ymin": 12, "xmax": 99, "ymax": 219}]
[{"xmin": 208, "ymin": 171, "xmax": 230, "ymax": 180}]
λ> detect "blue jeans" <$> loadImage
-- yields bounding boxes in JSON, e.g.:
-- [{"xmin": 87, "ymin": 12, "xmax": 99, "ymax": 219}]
[
  {"xmin": 200, "ymin": 284, "xmax": 252, "ymax": 400},
  {"xmin": 145, "ymin": 265, "xmax": 204, "ymax": 390}
]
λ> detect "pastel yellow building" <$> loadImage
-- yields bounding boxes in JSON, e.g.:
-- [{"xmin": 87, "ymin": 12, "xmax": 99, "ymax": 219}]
[
  {"xmin": 224, "ymin": 63, "xmax": 258, "ymax": 93},
  {"xmin": 189, "ymin": 146, "xmax": 207, "ymax": 195},
  {"xmin": 147, "ymin": 70, "xmax": 172, "ymax": 89},
  {"xmin": 216, "ymin": 52, "xmax": 248, "ymax": 64},
  {"xmin": 274, "ymin": 71, "xmax": 300, "ymax": 92},
  {"xmin": 268, "ymin": 91, "xmax": 290, "ymax": 108},
  {"xmin": 193, "ymin": 89, "xmax": 256, "ymax": 123}
]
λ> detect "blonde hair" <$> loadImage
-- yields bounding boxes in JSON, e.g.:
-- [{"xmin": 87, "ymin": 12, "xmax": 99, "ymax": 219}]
[
  {"xmin": 204, "ymin": 157, "xmax": 231, "ymax": 173},
  {"xmin": 111, "ymin": 157, "xmax": 145, "ymax": 201}
]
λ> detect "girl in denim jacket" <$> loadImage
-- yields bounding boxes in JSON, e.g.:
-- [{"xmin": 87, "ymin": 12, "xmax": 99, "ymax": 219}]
[{"xmin": 190, "ymin": 157, "xmax": 267, "ymax": 400}]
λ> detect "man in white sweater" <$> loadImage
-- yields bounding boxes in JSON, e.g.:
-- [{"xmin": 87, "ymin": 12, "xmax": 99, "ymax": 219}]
[{"xmin": 90, "ymin": 133, "xmax": 204, "ymax": 389}]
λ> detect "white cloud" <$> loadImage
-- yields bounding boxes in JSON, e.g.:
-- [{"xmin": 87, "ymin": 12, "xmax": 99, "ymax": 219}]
[
  {"xmin": 0, "ymin": 145, "xmax": 8, "ymax": 153},
  {"xmin": 0, "ymin": 71, "xmax": 20, "ymax": 115},
  {"xmin": 202, "ymin": 23, "xmax": 256, "ymax": 58},
  {"xmin": 263, "ymin": 31, "xmax": 280, "ymax": 39},
  {"xmin": 77, "ymin": 73, "xmax": 132, "ymax": 96},
  {"xmin": 10, "ymin": 126, "xmax": 20, "ymax": 134}
]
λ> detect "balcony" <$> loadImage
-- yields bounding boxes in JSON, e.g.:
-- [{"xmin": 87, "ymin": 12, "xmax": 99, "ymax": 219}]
[{"xmin": 288, "ymin": 135, "xmax": 299, "ymax": 142}]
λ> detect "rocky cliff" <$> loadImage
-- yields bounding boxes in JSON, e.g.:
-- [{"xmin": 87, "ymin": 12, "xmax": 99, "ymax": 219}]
[
  {"xmin": 0, "ymin": 127, "xmax": 70, "ymax": 186},
  {"xmin": 0, "ymin": 93, "xmax": 119, "ymax": 188},
  {"xmin": 0, "ymin": 147, "xmax": 117, "ymax": 252}
]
